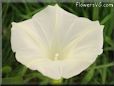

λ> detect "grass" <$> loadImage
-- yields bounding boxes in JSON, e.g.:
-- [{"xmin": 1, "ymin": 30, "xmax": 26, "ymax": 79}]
[{"xmin": 2, "ymin": 1, "xmax": 114, "ymax": 85}]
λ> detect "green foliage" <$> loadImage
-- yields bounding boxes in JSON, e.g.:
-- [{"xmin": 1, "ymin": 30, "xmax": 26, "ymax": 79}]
[{"xmin": 2, "ymin": 1, "xmax": 114, "ymax": 85}]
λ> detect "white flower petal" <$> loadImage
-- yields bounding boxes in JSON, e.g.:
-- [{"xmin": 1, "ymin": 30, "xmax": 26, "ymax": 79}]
[
  {"xmin": 61, "ymin": 20, "xmax": 103, "ymax": 78},
  {"xmin": 16, "ymin": 52, "xmax": 61, "ymax": 79},
  {"xmin": 31, "ymin": 60, "xmax": 61, "ymax": 80},
  {"xmin": 11, "ymin": 4, "xmax": 104, "ymax": 79},
  {"xmin": 61, "ymin": 55, "xmax": 96, "ymax": 79},
  {"xmin": 11, "ymin": 20, "xmax": 49, "ymax": 67},
  {"xmin": 32, "ymin": 5, "xmax": 56, "ymax": 47}
]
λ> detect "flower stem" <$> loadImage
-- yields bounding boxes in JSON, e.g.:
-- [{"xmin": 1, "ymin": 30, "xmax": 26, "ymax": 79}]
[{"xmin": 51, "ymin": 78, "xmax": 63, "ymax": 85}]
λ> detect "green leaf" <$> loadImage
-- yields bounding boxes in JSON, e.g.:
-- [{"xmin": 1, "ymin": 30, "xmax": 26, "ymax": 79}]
[
  {"xmin": 105, "ymin": 36, "xmax": 114, "ymax": 47},
  {"xmin": 82, "ymin": 8, "xmax": 89, "ymax": 18},
  {"xmin": 10, "ymin": 66, "xmax": 27, "ymax": 77},
  {"xmin": 16, "ymin": 66, "xmax": 27, "ymax": 77},
  {"xmin": 2, "ymin": 76, "xmax": 24, "ymax": 85},
  {"xmin": 92, "ymin": 7, "xmax": 99, "ymax": 20},
  {"xmin": 24, "ymin": 72, "xmax": 49, "ymax": 82},
  {"xmin": 101, "ymin": 14, "xmax": 112, "ymax": 24},
  {"xmin": 104, "ymin": 47, "xmax": 114, "ymax": 51},
  {"xmin": 61, "ymin": 5, "xmax": 78, "ymax": 15},
  {"xmin": 81, "ymin": 69, "xmax": 94, "ymax": 84},
  {"xmin": 1, "ymin": 66, "xmax": 12, "ymax": 74},
  {"xmin": 81, "ymin": 63, "xmax": 96, "ymax": 84},
  {"xmin": 101, "ymin": 56, "xmax": 107, "ymax": 84},
  {"xmin": 92, "ymin": 62, "xmax": 114, "ymax": 69}
]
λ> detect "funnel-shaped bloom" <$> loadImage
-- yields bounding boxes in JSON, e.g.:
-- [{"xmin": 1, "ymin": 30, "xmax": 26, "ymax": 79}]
[{"xmin": 11, "ymin": 5, "xmax": 104, "ymax": 79}]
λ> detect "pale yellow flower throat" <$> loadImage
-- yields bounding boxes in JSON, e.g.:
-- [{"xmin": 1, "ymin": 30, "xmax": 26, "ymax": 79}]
[{"xmin": 54, "ymin": 53, "xmax": 60, "ymax": 60}]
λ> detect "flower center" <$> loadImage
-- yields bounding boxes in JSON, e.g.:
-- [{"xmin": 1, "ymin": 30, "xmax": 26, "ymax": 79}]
[
  {"xmin": 47, "ymin": 40, "xmax": 71, "ymax": 61},
  {"xmin": 48, "ymin": 52, "xmax": 62, "ymax": 61},
  {"xmin": 47, "ymin": 49, "xmax": 70, "ymax": 61},
  {"xmin": 54, "ymin": 53, "xmax": 59, "ymax": 60}
]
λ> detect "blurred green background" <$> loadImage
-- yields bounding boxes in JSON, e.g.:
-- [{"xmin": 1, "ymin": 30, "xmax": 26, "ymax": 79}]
[{"xmin": 2, "ymin": 1, "xmax": 114, "ymax": 85}]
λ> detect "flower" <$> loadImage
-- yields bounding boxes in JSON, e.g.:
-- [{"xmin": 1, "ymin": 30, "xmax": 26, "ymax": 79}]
[{"xmin": 11, "ymin": 4, "xmax": 104, "ymax": 80}]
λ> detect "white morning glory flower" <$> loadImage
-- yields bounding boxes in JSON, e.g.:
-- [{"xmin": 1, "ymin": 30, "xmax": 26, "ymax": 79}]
[{"xmin": 11, "ymin": 4, "xmax": 104, "ymax": 80}]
